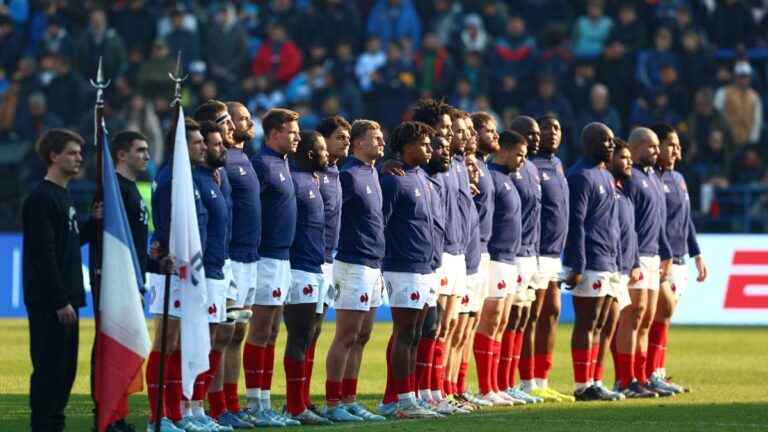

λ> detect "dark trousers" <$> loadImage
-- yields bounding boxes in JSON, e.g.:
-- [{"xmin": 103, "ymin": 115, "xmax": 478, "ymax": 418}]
[{"xmin": 29, "ymin": 309, "xmax": 79, "ymax": 432}]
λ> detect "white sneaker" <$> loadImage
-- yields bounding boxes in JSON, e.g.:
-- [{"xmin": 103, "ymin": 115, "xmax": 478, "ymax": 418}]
[
  {"xmin": 478, "ymin": 392, "xmax": 514, "ymax": 406},
  {"xmin": 496, "ymin": 391, "xmax": 526, "ymax": 406},
  {"xmin": 396, "ymin": 400, "xmax": 440, "ymax": 419}
]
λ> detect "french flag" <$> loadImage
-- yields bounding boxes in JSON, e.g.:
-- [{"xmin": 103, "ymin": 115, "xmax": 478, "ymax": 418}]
[{"xmin": 95, "ymin": 129, "xmax": 151, "ymax": 431}]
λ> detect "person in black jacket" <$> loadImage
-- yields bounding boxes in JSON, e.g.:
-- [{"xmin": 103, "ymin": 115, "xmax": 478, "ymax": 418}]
[{"xmin": 23, "ymin": 128, "xmax": 101, "ymax": 432}]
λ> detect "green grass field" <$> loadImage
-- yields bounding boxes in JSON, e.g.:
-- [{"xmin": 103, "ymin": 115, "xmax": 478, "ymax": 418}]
[{"xmin": 1, "ymin": 319, "xmax": 767, "ymax": 431}]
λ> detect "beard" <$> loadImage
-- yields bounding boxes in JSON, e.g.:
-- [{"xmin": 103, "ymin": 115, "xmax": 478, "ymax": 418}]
[{"xmin": 233, "ymin": 128, "xmax": 254, "ymax": 144}]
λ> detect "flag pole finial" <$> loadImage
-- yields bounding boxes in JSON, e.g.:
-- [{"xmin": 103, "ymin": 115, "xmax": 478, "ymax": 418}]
[
  {"xmin": 169, "ymin": 51, "xmax": 188, "ymax": 107},
  {"xmin": 90, "ymin": 56, "xmax": 111, "ymax": 107}
]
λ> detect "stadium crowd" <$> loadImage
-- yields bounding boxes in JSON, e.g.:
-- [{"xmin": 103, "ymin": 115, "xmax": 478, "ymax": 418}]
[{"xmin": 1, "ymin": 0, "xmax": 768, "ymax": 217}]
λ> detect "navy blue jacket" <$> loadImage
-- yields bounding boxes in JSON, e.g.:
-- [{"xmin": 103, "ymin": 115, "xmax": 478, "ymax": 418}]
[
  {"xmin": 473, "ymin": 154, "xmax": 495, "ymax": 254},
  {"xmin": 563, "ymin": 158, "xmax": 619, "ymax": 273},
  {"xmin": 335, "ymin": 157, "xmax": 385, "ymax": 268},
  {"xmin": 465, "ymin": 202, "xmax": 481, "ymax": 275},
  {"xmin": 660, "ymin": 168, "xmax": 701, "ymax": 264},
  {"xmin": 381, "ymin": 162, "xmax": 434, "ymax": 274},
  {"xmin": 252, "ymin": 146, "xmax": 297, "ymax": 260},
  {"xmin": 194, "ymin": 166, "xmax": 228, "ymax": 280},
  {"xmin": 151, "ymin": 162, "xmax": 207, "ymax": 256},
  {"xmin": 290, "ymin": 168, "xmax": 325, "ymax": 273},
  {"xmin": 219, "ymin": 167, "xmax": 233, "ymax": 259},
  {"xmin": 509, "ymin": 160, "xmax": 542, "ymax": 257},
  {"xmin": 440, "ymin": 163, "xmax": 462, "ymax": 255},
  {"xmin": 616, "ymin": 181, "xmax": 640, "ymax": 274},
  {"xmin": 425, "ymin": 168, "xmax": 447, "ymax": 271},
  {"xmin": 531, "ymin": 155, "xmax": 569, "ymax": 257},
  {"xmin": 623, "ymin": 164, "xmax": 672, "ymax": 260},
  {"xmin": 487, "ymin": 162, "xmax": 522, "ymax": 265},
  {"xmin": 453, "ymin": 154, "xmax": 474, "ymax": 253},
  {"xmin": 225, "ymin": 147, "xmax": 261, "ymax": 263},
  {"xmin": 318, "ymin": 163, "xmax": 342, "ymax": 264}
]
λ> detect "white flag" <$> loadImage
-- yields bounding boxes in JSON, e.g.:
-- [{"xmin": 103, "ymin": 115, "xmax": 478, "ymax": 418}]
[{"xmin": 169, "ymin": 106, "xmax": 210, "ymax": 398}]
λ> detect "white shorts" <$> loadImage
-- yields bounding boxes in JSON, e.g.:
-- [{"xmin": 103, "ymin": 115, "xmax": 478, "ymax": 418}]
[
  {"xmin": 254, "ymin": 257, "xmax": 291, "ymax": 306},
  {"xmin": 148, "ymin": 273, "xmax": 181, "ymax": 318},
  {"xmin": 471, "ymin": 253, "xmax": 490, "ymax": 312},
  {"xmin": 319, "ymin": 262, "xmax": 335, "ymax": 314},
  {"xmin": 536, "ymin": 256, "xmax": 563, "ymax": 289},
  {"xmin": 206, "ymin": 278, "xmax": 228, "ymax": 323},
  {"xmin": 514, "ymin": 256, "xmax": 538, "ymax": 306},
  {"xmin": 286, "ymin": 269, "xmax": 322, "ymax": 305},
  {"xmin": 615, "ymin": 274, "xmax": 631, "ymax": 311},
  {"xmin": 332, "ymin": 260, "xmax": 383, "ymax": 311},
  {"xmin": 486, "ymin": 260, "xmax": 518, "ymax": 299},
  {"xmin": 437, "ymin": 253, "xmax": 467, "ymax": 297},
  {"xmin": 670, "ymin": 263, "xmax": 689, "ymax": 300},
  {"xmin": 231, "ymin": 260, "xmax": 257, "ymax": 308},
  {"xmin": 571, "ymin": 269, "xmax": 612, "ymax": 298},
  {"xmin": 461, "ymin": 272, "xmax": 481, "ymax": 313},
  {"xmin": 383, "ymin": 271, "xmax": 432, "ymax": 310},
  {"xmin": 223, "ymin": 259, "xmax": 238, "ymax": 300},
  {"xmin": 631, "ymin": 255, "xmax": 661, "ymax": 291},
  {"xmin": 427, "ymin": 270, "xmax": 441, "ymax": 307}
]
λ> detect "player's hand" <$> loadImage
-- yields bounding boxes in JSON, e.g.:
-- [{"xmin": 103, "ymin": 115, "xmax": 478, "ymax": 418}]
[
  {"xmin": 469, "ymin": 183, "xmax": 480, "ymax": 196},
  {"xmin": 380, "ymin": 159, "xmax": 405, "ymax": 176},
  {"xmin": 91, "ymin": 201, "xmax": 104, "ymax": 220},
  {"xmin": 629, "ymin": 267, "xmax": 641, "ymax": 285},
  {"xmin": 56, "ymin": 304, "xmax": 77, "ymax": 326},
  {"xmin": 565, "ymin": 271, "xmax": 582, "ymax": 287},
  {"xmin": 160, "ymin": 256, "xmax": 176, "ymax": 275},
  {"xmin": 660, "ymin": 259, "xmax": 672, "ymax": 279},
  {"xmin": 150, "ymin": 241, "xmax": 165, "ymax": 259},
  {"xmin": 695, "ymin": 255, "xmax": 708, "ymax": 282}
]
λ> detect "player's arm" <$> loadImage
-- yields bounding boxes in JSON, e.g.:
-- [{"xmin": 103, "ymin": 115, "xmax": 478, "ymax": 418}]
[
  {"xmin": 565, "ymin": 174, "xmax": 589, "ymax": 285},
  {"xmin": 380, "ymin": 174, "xmax": 399, "ymax": 227},
  {"xmin": 25, "ymin": 195, "xmax": 69, "ymax": 311},
  {"xmin": 686, "ymin": 205, "xmax": 707, "ymax": 282}
]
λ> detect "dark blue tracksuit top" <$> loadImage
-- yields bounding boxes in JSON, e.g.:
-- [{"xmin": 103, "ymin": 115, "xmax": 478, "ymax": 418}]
[
  {"xmin": 318, "ymin": 163, "xmax": 342, "ymax": 264},
  {"xmin": 194, "ymin": 166, "xmax": 228, "ymax": 280},
  {"xmin": 151, "ymin": 162, "xmax": 207, "ymax": 256},
  {"xmin": 218, "ymin": 167, "xmax": 233, "ymax": 258},
  {"xmin": 509, "ymin": 159, "xmax": 542, "ymax": 258},
  {"xmin": 225, "ymin": 147, "xmax": 261, "ymax": 263},
  {"xmin": 440, "ymin": 162, "xmax": 462, "ymax": 255},
  {"xmin": 531, "ymin": 155, "xmax": 569, "ymax": 257},
  {"xmin": 487, "ymin": 162, "xmax": 522, "ymax": 265},
  {"xmin": 335, "ymin": 156, "xmax": 385, "ymax": 269},
  {"xmin": 381, "ymin": 162, "xmax": 434, "ymax": 274},
  {"xmin": 252, "ymin": 146, "xmax": 297, "ymax": 260},
  {"xmin": 473, "ymin": 154, "xmax": 495, "ymax": 254},
  {"xmin": 465, "ymin": 203, "xmax": 481, "ymax": 275},
  {"xmin": 659, "ymin": 167, "xmax": 701, "ymax": 264},
  {"xmin": 290, "ymin": 168, "xmax": 325, "ymax": 274},
  {"xmin": 623, "ymin": 164, "xmax": 672, "ymax": 260},
  {"xmin": 425, "ymin": 168, "xmax": 447, "ymax": 271},
  {"xmin": 453, "ymin": 154, "xmax": 474, "ymax": 254},
  {"xmin": 616, "ymin": 181, "xmax": 640, "ymax": 274},
  {"xmin": 563, "ymin": 158, "xmax": 620, "ymax": 274}
]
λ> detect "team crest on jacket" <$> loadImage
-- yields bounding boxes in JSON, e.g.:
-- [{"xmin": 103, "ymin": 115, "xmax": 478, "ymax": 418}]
[
  {"xmin": 504, "ymin": 182, "xmax": 512, "ymax": 190},
  {"xmin": 323, "ymin": 175, "xmax": 330, "ymax": 184},
  {"xmin": 642, "ymin": 179, "xmax": 649, "ymax": 188},
  {"xmin": 414, "ymin": 188, "xmax": 421, "ymax": 197},
  {"xmin": 279, "ymin": 172, "xmax": 286, "ymax": 182},
  {"xmin": 515, "ymin": 170, "xmax": 523, "ymax": 179},
  {"xmin": 309, "ymin": 189, "xmax": 316, "ymax": 199},
  {"xmin": 542, "ymin": 172, "xmax": 550, "ymax": 181},
  {"xmin": 599, "ymin": 185, "xmax": 605, "ymax": 194},
  {"xmin": 366, "ymin": 185, "xmax": 373, "ymax": 194},
  {"xmin": 663, "ymin": 184, "xmax": 671, "ymax": 193},
  {"xmin": 210, "ymin": 189, "xmax": 217, "ymax": 198},
  {"xmin": 239, "ymin": 166, "xmax": 246, "ymax": 176},
  {"xmin": 194, "ymin": 189, "xmax": 201, "ymax": 200}
]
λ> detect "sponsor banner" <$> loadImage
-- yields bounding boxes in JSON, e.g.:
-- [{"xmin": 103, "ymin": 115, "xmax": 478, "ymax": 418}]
[{"xmin": 1, "ymin": 233, "xmax": 765, "ymax": 324}]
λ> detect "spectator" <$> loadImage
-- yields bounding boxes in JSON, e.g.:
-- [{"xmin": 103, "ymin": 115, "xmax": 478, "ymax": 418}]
[
  {"xmin": 11, "ymin": 57, "xmax": 43, "ymax": 120},
  {"xmin": 714, "ymin": 61, "xmax": 763, "ymax": 148},
  {"xmin": 479, "ymin": 0, "xmax": 508, "ymax": 39},
  {"xmin": 13, "ymin": 92, "xmax": 65, "ymax": 144},
  {"xmin": 567, "ymin": 59, "xmax": 597, "ymax": 114},
  {"xmin": 571, "ymin": 0, "xmax": 613, "ymax": 58},
  {"xmin": 205, "ymin": 3, "xmax": 249, "ymax": 99},
  {"xmin": 489, "ymin": 15, "xmax": 537, "ymax": 109},
  {"xmin": 35, "ymin": 16, "xmax": 73, "ymax": 58},
  {"xmin": 116, "ymin": 94, "xmax": 164, "ymax": 167},
  {"xmin": 459, "ymin": 51, "xmax": 489, "ymax": 97},
  {"xmin": 426, "ymin": 0, "xmax": 463, "ymax": 50},
  {"xmin": 285, "ymin": 64, "xmax": 326, "ymax": 105},
  {"xmin": 370, "ymin": 41, "xmax": 415, "ymax": 130},
  {"xmin": 298, "ymin": 0, "xmax": 361, "ymax": 53},
  {"xmin": 711, "ymin": 0, "xmax": 755, "ymax": 49},
  {"xmin": 366, "ymin": 0, "xmax": 422, "ymax": 49},
  {"xmin": 415, "ymin": 31, "xmax": 456, "ymax": 99},
  {"xmin": 251, "ymin": 22, "xmax": 303, "ymax": 86},
  {"xmin": 156, "ymin": 2, "xmax": 197, "ymax": 39},
  {"xmin": 637, "ymin": 26, "xmax": 680, "ymax": 92},
  {"xmin": 25, "ymin": 0, "xmax": 57, "ymax": 53},
  {"xmin": 657, "ymin": 63, "xmax": 689, "ymax": 115},
  {"xmin": 330, "ymin": 41, "xmax": 357, "ymax": 86},
  {"xmin": 355, "ymin": 35, "xmax": 387, "ymax": 93},
  {"xmin": 0, "ymin": 12, "xmax": 25, "ymax": 75},
  {"xmin": 607, "ymin": 1, "xmax": 647, "ymax": 53},
  {"xmin": 45, "ymin": 55, "xmax": 86, "ymax": 128},
  {"xmin": 537, "ymin": 23, "xmax": 573, "ymax": 89},
  {"xmin": 73, "ymin": 9, "xmax": 128, "ymax": 82},
  {"xmin": 523, "ymin": 73, "xmax": 574, "ymax": 136},
  {"xmin": 630, "ymin": 88, "xmax": 683, "ymax": 129},
  {"xmin": 459, "ymin": 13, "xmax": 490, "ymax": 57},
  {"xmin": 110, "ymin": 0, "xmax": 156, "ymax": 57},
  {"xmin": 513, "ymin": 0, "xmax": 571, "ymax": 36},
  {"xmin": 693, "ymin": 129, "xmax": 731, "ymax": 189},
  {"xmin": 577, "ymin": 83, "xmax": 622, "ymax": 137},
  {"xmin": 165, "ymin": 7, "xmax": 200, "ymax": 70},
  {"xmin": 732, "ymin": 145, "xmax": 765, "ymax": 184},
  {"xmin": 671, "ymin": 3, "xmax": 708, "ymax": 52},
  {"xmin": 679, "ymin": 29, "xmax": 717, "ymax": 97},
  {"xmin": 259, "ymin": 0, "xmax": 302, "ymax": 41},
  {"xmin": 596, "ymin": 39, "xmax": 636, "ymax": 122},
  {"xmin": 449, "ymin": 77, "xmax": 478, "ymax": 113},
  {"xmin": 687, "ymin": 88, "xmax": 734, "ymax": 158},
  {"xmin": 137, "ymin": 38, "xmax": 176, "ymax": 99},
  {"xmin": 245, "ymin": 75, "xmax": 286, "ymax": 114}
]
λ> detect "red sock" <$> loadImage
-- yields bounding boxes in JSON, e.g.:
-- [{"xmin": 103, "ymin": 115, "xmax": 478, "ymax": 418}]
[
  {"xmin": 342, "ymin": 378, "xmax": 357, "ymax": 400},
  {"xmin": 473, "ymin": 333, "xmax": 493, "ymax": 395},
  {"xmin": 325, "ymin": 380, "xmax": 343, "ymax": 404},
  {"xmin": 243, "ymin": 343, "xmax": 264, "ymax": 391},
  {"xmin": 659, "ymin": 325, "xmax": 669, "ymax": 372},
  {"xmin": 533, "ymin": 354, "xmax": 553, "ymax": 380},
  {"xmin": 442, "ymin": 379, "xmax": 452, "ymax": 395},
  {"xmin": 648, "ymin": 322, "xmax": 666, "ymax": 377},
  {"xmin": 191, "ymin": 372, "xmax": 206, "ymax": 401},
  {"xmin": 491, "ymin": 339, "xmax": 501, "ymax": 392},
  {"xmin": 571, "ymin": 349, "xmax": 591, "ymax": 385},
  {"xmin": 498, "ymin": 331, "xmax": 515, "ymax": 390},
  {"xmin": 416, "ymin": 338, "xmax": 435, "ymax": 392},
  {"xmin": 165, "ymin": 350, "xmax": 183, "ymax": 422},
  {"xmin": 284, "ymin": 356, "xmax": 306, "ymax": 416},
  {"xmin": 409, "ymin": 374, "xmax": 416, "ymax": 393},
  {"xmin": 304, "ymin": 341, "xmax": 317, "ymax": 407},
  {"xmin": 208, "ymin": 390, "xmax": 226, "ymax": 418},
  {"xmin": 609, "ymin": 330, "xmax": 620, "ymax": 383},
  {"xmin": 394, "ymin": 378, "xmax": 409, "ymax": 396},
  {"xmin": 635, "ymin": 351, "xmax": 648, "ymax": 383},
  {"xmin": 518, "ymin": 357, "xmax": 534, "ymax": 381},
  {"xmin": 457, "ymin": 361, "xmax": 469, "ymax": 394},
  {"xmin": 510, "ymin": 331, "xmax": 524, "ymax": 386},
  {"xmin": 431, "ymin": 340, "xmax": 445, "ymax": 393},
  {"xmin": 205, "ymin": 350, "xmax": 222, "ymax": 393},
  {"xmin": 617, "ymin": 353, "xmax": 634, "ymax": 388},
  {"xmin": 383, "ymin": 335, "xmax": 397, "ymax": 404},
  {"xmin": 262, "ymin": 345, "xmax": 275, "ymax": 392},
  {"xmin": 590, "ymin": 342, "xmax": 600, "ymax": 382},
  {"xmin": 224, "ymin": 382, "xmax": 240, "ymax": 414},
  {"xmin": 146, "ymin": 351, "xmax": 162, "ymax": 424}
]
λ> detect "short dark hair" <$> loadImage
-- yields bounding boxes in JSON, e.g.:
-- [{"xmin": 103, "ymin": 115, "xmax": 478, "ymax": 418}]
[
  {"xmin": 412, "ymin": 98, "xmax": 454, "ymax": 128},
  {"xmin": 165, "ymin": 117, "xmax": 200, "ymax": 155},
  {"xmin": 36, "ymin": 128, "xmax": 84, "ymax": 167},
  {"xmin": 110, "ymin": 130, "xmax": 148, "ymax": 163},
  {"xmin": 316, "ymin": 116, "xmax": 351, "ymax": 139},
  {"xmin": 262, "ymin": 108, "xmax": 299, "ymax": 138},
  {"xmin": 390, "ymin": 121, "xmax": 436, "ymax": 154},
  {"xmin": 296, "ymin": 130, "xmax": 322, "ymax": 163},
  {"xmin": 612, "ymin": 136, "xmax": 629, "ymax": 154},
  {"xmin": 650, "ymin": 123, "xmax": 676, "ymax": 143},
  {"xmin": 199, "ymin": 121, "xmax": 222, "ymax": 143},
  {"xmin": 498, "ymin": 130, "xmax": 527, "ymax": 150},
  {"xmin": 536, "ymin": 115, "xmax": 559, "ymax": 126},
  {"xmin": 193, "ymin": 99, "xmax": 227, "ymax": 122}
]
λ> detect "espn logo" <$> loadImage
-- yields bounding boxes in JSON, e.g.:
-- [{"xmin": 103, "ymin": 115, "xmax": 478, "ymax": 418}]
[{"xmin": 723, "ymin": 251, "xmax": 768, "ymax": 309}]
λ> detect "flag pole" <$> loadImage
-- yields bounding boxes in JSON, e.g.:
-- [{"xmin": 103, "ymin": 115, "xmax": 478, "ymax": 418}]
[
  {"xmin": 155, "ymin": 52, "xmax": 187, "ymax": 432},
  {"xmin": 89, "ymin": 57, "xmax": 110, "ymax": 432}
]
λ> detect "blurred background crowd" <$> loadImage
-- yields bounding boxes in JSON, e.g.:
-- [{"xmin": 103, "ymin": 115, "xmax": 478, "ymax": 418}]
[{"xmin": 1, "ymin": 0, "xmax": 767, "ymax": 231}]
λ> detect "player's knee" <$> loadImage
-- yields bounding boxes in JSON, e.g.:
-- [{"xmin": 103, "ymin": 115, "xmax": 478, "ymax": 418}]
[
  {"xmin": 421, "ymin": 308, "xmax": 439, "ymax": 339},
  {"xmin": 355, "ymin": 330, "xmax": 372, "ymax": 347}
]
